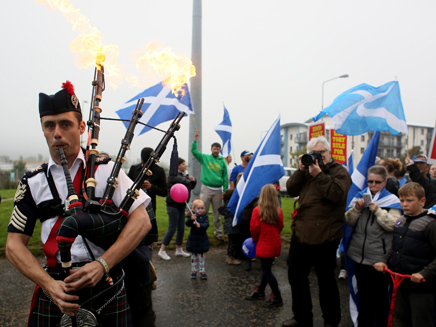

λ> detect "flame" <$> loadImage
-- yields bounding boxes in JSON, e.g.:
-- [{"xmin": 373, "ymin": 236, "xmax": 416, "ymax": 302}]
[
  {"xmin": 36, "ymin": 0, "xmax": 195, "ymax": 93},
  {"xmin": 133, "ymin": 42, "xmax": 196, "ymax": 95}
]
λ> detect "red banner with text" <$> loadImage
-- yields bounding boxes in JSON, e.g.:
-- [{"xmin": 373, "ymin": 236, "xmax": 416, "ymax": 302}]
[
  {"xmin": 309, "ymin": 122, "xmax": 325, "ymax": 140},
  {"xmin": 330, "ymin": 129, "xmax": 347, "ymax": 165}
]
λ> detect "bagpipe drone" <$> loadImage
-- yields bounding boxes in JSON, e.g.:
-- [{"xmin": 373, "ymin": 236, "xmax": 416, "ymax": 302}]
[{"xmin": 56, "ymin": 55, "xmax": 185, "ymax": 279}]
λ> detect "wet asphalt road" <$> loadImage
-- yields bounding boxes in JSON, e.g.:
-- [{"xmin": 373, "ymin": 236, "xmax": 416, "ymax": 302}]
[{"xmin": 0, "ymin": 243, "xmax": 352, "ymax": 327}]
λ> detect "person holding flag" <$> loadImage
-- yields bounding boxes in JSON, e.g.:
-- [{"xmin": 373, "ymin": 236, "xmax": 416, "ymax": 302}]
[
  {"xmin": 282, "ymin": 136, "xmax": 352, "ymax": 327},
  {"xmin": 191, "ymin": 130, "xmax": 228, "ymax": 240},
  {"xmin": 345, "ymin": 165, "xmax": 402, "ymax": 327},
  {"xmin": 405, "ymin": 154, "xmax": 436, "ymax": 208}
]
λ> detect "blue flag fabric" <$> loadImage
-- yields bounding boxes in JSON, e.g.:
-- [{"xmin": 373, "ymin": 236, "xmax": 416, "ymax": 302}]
[
  {"xmin": 343, "ymin": 150, "xmax": 354, "ymax": 175},
  {"xmin": 116, "ymin": 82, "xmax": 194, "ymax": 136},
  {"xmin": 348, "ymin": 150, "xmax": 354, "ymax": 176},
  {"xmin": 214, "ymin": 105, "xmax": 232, "ymax": 157},
  {"xmin": 313, "ymin": 81, "xmax": 407, "ymax": 136},
  {"xmin": 343, "ymin": 131, "xmax": 380, "ymax": 326},
  {"xmin": 227, "ymin": 115, "xmax": 285, "ymax": 225}
]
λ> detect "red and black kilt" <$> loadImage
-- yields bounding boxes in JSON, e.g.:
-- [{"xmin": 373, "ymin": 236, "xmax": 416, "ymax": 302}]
[{"xmin": 28, "ymin": 265, "xmax": 131, "ymax": 327}]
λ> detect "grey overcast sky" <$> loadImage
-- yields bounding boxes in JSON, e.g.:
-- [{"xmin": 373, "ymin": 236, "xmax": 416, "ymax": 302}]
[{"xmin": 1, "ymin": 1, "xmax": 435, "ymax": 167}]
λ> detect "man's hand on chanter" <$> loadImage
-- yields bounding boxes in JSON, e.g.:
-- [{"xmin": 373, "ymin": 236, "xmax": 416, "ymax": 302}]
[{"xmin": 64, "ymin": 261, "xmax": 105, "ymax": 291}]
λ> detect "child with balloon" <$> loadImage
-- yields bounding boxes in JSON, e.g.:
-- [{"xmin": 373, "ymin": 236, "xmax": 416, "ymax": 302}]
[
  {"xmin": 186, "ymin": 199, "xmax": 210, "ymax": 279},
  {"xmin": 245, "ymin": 184, "xmax": 284, "ymax": 307}
]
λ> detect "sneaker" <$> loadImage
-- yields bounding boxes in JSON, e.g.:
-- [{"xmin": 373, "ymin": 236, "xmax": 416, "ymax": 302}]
[
  {"xmin": 215, "ymin": 235, "xmax": 224, "ymax": 241},
  {"xmin": 175, "ymin": 248, "xmax": 191, "ymax": 257},
  {"xmin": 200, "ymin": 272, "xmax": 208, "ymax": 280},
  {"xmin": 191, "ymin": 272, "xmax": 197, "ymax": 279},
  {"xmin": 262, "ymin": 292, "xmax": 283, "ymax": 308},
  {"xmin": 227, "ymin": 257, "xmax": 241, "ymax": 265},
  {"xmin": 338, "ymin": 269, "xmax": 347, "ymax": 280},
  {"xmin": 158, "ymin": 250, "xmax": 171, "ymax": 261},
  {"xmin": 245, "ymin": 286, "xmax": 265, "ymax": 300}
]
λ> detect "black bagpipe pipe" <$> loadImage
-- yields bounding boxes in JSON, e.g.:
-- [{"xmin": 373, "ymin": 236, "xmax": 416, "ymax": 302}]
[
  {"xmin": 55, "ymin": 98, "xmax": 145, "ymax": 272},
  {"xmin": 55, "ymin": 94, "xmax": 184, "ymax": 274},
  {"xmin": 84, "ymin": 58, "xmax": 105, "ymax": 213},
  {"xmin": 117, "ymin": 111, "xmax": 184, "ymax": 216}
]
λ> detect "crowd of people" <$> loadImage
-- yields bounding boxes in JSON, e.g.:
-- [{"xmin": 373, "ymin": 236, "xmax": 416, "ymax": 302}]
[{"xmin": 4, "ymin": 82, "xmax": 436, "ymax": 327}]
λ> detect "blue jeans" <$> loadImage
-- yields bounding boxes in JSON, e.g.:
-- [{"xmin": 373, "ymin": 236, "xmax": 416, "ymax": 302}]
[{"xmin": 162, "ymin": 206, "xmax": 186, "ymax": 246}]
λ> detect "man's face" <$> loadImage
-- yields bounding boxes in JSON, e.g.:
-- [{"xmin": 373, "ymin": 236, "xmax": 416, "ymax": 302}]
[
  {"xmin": 310, "ymin": 142, "xmax": 331, "ymax": 166},
  {"xmin": 415, "ymin": 158, "xmax": 429, "ymax": 175},
  {"xmin": 41, "ymin": 111, "xmax": 86, "ymax": 164},
  {"xmin": 211, "ymin": 146, "xmax": 221, "ymax": 158},
  {"xmin": 430, "ymin": 164, "xmax": 436, "ymax": 178},
  {"xmin": 242, "ymin": 155, "xmax": 251, "ymax": 164}
]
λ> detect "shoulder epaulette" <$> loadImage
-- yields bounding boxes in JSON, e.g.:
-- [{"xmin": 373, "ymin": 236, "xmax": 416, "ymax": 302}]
[{"xmin": 24, "ymin": 163, "xmax": 48, "ymax": 178}]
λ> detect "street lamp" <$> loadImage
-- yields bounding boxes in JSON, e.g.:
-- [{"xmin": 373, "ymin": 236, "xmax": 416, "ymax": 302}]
[{"xmin": 321, "ymin": 74, "xmax": 349, "ymax": 109}]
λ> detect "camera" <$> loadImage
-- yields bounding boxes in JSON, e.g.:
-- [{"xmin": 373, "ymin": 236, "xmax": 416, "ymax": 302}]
[{"xmin": 301, "ymin": 150, "xmax": 324, "ymax": 169}]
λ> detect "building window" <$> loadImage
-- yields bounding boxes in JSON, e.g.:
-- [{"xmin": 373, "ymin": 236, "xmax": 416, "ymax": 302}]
[
  {"xmin": 290, "ymin": 146, "xmax": 293, "ymax": 153},
  {"xmin": 422, "ymin": 128, "xmax": 425, "ymax": 135},
  {"xmin": 361, "ymin": 147, "xmax": 365, "ymax": 154},
  {"xmin": 290, "ymin": 134, "xmax": 293, "ymax": 140},
  {"xmin": 421, "ymin": 140, "xmax": 424, "ymax": 146},
  {"xmin": 361, "ymin": 135, "xmax": 365, "ymax": 142}
]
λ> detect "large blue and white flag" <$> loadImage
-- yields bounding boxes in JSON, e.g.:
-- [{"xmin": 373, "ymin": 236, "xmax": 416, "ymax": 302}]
[
  {"xmin": 346, "ymin": 131, "xmax": 381, "ymax": 206},
  {"xmin": 227, "ymin": 115, "xmax": 285, "ymax": 225},
  {"xmin": 116, "ymin": 82, "xmax": 194, "ymax": 136},
  {"xmin": 343, "ymin": 131, "xmax": 380, "ymax": 326},
  {"xmin": 214, "ymin": 105, "xmax": 232, "ymax": 157},
  {"xmin": 313, "ymin": 81, "xmax": 407, "ymax": 136}
]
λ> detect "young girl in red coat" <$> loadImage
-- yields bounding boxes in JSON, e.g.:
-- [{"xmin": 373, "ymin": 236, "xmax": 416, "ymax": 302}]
[{"xmin": 245, "ymin": 184, "xmax": 284, "ymax": 307}]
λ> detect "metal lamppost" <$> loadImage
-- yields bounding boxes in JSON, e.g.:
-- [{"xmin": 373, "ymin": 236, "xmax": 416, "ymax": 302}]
[{"xmin": 321, "ymin": 74, "xmax": 349, "ymax": 109}]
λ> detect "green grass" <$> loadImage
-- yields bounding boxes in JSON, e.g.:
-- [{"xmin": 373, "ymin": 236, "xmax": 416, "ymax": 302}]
[{"xmin": 0, "ymin": 189, "xmax": 295, "ymax": 257}]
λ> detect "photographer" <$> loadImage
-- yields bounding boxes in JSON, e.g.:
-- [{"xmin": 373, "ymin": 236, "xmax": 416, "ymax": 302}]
[{"xmin": 281, "ymin": 136, "xmax": 352, "ymax": 327}]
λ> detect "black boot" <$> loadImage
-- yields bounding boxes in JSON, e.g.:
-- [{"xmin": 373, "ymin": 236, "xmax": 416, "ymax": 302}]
[
  {"xmin": 262, "ymin": 292, "xmax": 283, "ymax": 308},
  {"xmin": 245, "ymin": 286, "xmax": 265, "ymax": 300}
]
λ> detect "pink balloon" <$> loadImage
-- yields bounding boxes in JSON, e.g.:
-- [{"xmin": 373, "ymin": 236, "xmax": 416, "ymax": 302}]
[{"xmin": 170, "ymin": 183, "xmax": 189, "ymax": 203}]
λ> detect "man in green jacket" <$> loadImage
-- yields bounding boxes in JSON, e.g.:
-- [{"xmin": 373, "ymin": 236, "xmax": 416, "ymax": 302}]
[{"xmin": 191, "ymin": 130, "xmax": 228, "ymax": 239}]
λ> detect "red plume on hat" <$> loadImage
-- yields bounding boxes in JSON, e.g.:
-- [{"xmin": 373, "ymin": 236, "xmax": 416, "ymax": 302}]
[{"xmin": 62, "ymin": 80, "xmax": 75, "ymax": 96}]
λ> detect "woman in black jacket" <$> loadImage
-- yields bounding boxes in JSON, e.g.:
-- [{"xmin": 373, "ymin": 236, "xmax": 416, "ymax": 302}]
[{"xmin": 158, "ymin": 158, "xmax": 196, "ymax": 260}]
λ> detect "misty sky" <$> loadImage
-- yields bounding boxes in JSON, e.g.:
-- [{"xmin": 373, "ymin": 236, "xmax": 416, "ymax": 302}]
[{"xmin": 1, "ymin": 1, "xmax": 435, "ymax": 167}]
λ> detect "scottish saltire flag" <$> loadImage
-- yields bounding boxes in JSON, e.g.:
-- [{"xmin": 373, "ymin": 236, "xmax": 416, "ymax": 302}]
[
  {"xmin": 348, "ymin": 187, "xmax": 402, "ymax": 211},
  {"xmin": 227, "ymin": 115, "xmax": 285, "ymax": 225},
  {"xmin": 116, "ymin": 82, "xmax": 194, "ymax": 136},
  {"xmin": 347, "ymin": 150, "xmax": 354, "ymax": 175},
  {"xmin": 343, "ymin": 150, "xmax": 354, "ymax": 174},
  {"xmin": 214, "ymin": 105, "xmax": 232, "ymax": 157},
  {"xmin": 343, "ymin": 131, "xmax": 380, "ymax": 326},
  {"xmin": 346, "ymin": 132, "xmax": 381, "ymax": 206},
  {"xmin": 313, "ymin": 81, "xmax": 407, "ymax": 136}
]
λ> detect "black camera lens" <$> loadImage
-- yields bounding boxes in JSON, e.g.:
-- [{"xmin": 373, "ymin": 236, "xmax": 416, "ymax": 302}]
[
  {"xmin": 301, "ymin": 150, "xmax": 324, "ymax": 168},
  {"xmin": 301, "ymin": 154, "xmax": 314, "ymax": 167}
]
